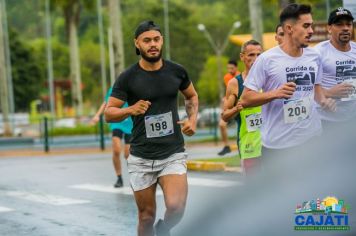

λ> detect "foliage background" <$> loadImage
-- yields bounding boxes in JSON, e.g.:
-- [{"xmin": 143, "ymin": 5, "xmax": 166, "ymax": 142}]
[{"xmin": 3, "ymin": 0, "xmax": 343, "ymax": 112}]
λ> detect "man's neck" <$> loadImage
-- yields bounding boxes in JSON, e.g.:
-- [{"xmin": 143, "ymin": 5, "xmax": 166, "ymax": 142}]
[
  {"xmin": 330, "ymin": 39, "xmax": 351, "ymax": 52},
  {"xmin": 242, "ymin": 70, "xmax": 248, "ymax": 80},
  {"xmin": 280, "ymin": 40, "xmax": 303, "ymax": 57},
  {"xmin": 139, "ymin": 58, "xmax": 163, "ymax": 71}
]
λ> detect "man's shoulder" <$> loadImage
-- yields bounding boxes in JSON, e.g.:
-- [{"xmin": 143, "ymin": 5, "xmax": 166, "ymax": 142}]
[
  {"xmin": 350, "ymin": 41, "xmax": 356, "ymax": 52},
  {"xmin": 313, "ymin": 40, "xmax": 330, "ymax": 53},
  {"xmin": 252, "ymin": 47, "xmax": 279, "ymax": 64},
  {"xmin": 228, "ymin": 76, "xmax": 238, "ymax": 86},
  {"xmin": 262, "ymin": 46, "xmax": 281, "ymax": 56},
  {"xmin": 164, "ymin": 60, "xmax": 187, "ymax": 72},
  {"xmin": 303, "ymin": 46, "xmax": 321, "ymax": 58},
  {"xmin": 314, "ymin": 40, "xmax": 330, "ymax": 48},
  {"xmin": 120, "ymin": 63, "xmax": 139, "ymax": 76}
]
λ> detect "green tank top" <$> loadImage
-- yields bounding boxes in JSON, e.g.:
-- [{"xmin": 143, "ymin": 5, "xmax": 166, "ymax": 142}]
[{"xmin": 236, "ymin": 74, "xmax": 262, "ymax": 159}]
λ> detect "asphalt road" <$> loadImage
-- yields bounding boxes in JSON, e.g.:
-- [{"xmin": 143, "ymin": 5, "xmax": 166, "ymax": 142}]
[
  {"xmin": 0, "ymin": 151, "xmax": 242, "ymax": 236},
  {"xmin": 0, "ymin": 126, "xmax": 237, "ymax": 151}
]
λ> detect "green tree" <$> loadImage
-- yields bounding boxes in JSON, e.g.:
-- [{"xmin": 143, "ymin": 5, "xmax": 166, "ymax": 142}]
[
  {"xmin": 9, "ymin": 30, "xmax": 44, "ymax": 111},
  {"xmin": 80, "ymin": 40, "xmax": 105, "ymax": 107},
  {"xmin": 197, "ymin": 56, "xmax": 228, "ymax": 105},
  {"xmin": 53, "ymin": 0, "xmax": 95, "ymax": 117}
]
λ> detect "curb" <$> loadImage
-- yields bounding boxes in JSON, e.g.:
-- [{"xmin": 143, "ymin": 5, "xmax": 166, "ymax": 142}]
[
  {"xmin": 187, "ymin": 160, "xmax": 226, "ymax": 171},
  {"xmin": 230, "ymin": 144, "xmax": 238, "ymax": 151},
  {"xmin": 187, "ymin": 160, "xmax": 241, "ymax": 172}
]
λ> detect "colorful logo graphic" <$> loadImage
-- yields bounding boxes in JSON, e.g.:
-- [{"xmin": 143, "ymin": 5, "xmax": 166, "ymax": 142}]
[{"xmin": 294, "ymin": 196, "xmax": 350, "ymax": 231}]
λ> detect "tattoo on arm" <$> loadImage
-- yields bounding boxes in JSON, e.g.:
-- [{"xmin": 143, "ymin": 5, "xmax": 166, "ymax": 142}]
[{"xmin": 185, "ymin": 97, "xmax": 198, "ymax": 120}]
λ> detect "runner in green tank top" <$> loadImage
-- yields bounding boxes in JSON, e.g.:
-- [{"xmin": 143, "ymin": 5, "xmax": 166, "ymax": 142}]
[{"xmin": 222, "ymin": 40, "xmax": 263, "ymax": 176}]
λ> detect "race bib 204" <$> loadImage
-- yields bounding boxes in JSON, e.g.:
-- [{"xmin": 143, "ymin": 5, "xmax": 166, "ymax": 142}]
[{"xmin": 283, "ymin": 97, "xmax": 311, "ymax": 124}]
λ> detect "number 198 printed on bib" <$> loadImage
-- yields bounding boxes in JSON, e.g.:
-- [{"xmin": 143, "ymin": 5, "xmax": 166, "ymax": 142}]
[{"xmin": 144, "ymin": 111, "xmax": 174, "ymax": 138}]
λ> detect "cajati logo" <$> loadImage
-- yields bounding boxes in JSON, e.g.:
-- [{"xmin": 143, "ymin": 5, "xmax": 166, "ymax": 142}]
[{"xmin": 294, "ymin": 196, "xmax": 350, "ymax": 231}]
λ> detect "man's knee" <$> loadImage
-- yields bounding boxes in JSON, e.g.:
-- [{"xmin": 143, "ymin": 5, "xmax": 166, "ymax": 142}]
[
  {"xmin": 113, "ymin": 149, "xmax": 121, "ymax": 158},
  {"xmin": 166, "ymin": 200, "xmax": 186, "ymax": 215},
  {"xmin": 138, "ymin": 208, "xmax": 156, "ymax": 226},
  {"xmin": 219, "ymin": 119, "xmax": 227, "ymax": 128}
]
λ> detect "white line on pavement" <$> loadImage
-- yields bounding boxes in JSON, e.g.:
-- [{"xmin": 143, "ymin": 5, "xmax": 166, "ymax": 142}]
[
  {"xmin": 70, "ymin": 177, "xmax": 240, "ymax": 195},
  {"xmin": 69, "ymin": 184, "xmax": 163, "ymax": 195},
  {"xmin": 0, "ymin": 206, "xmax": 14, "ymax": 212},
  {"xmin": 188, "ymin": 177, "xmax": 242, "ymax": 187},
  {"xmin": 5, "ymin": 191, "xmax": 90, "ymax": 206}
]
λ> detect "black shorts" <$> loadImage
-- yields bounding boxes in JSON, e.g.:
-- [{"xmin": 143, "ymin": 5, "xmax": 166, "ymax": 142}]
[{"xmin": 112, "ymin": 129, "xmax": 132, "ymax": 144}]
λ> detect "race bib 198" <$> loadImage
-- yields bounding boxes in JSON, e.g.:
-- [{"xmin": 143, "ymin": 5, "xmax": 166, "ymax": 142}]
[
  {"xmin": 283, "ymin": 97, "xmax": 311, "ymax": 124},
  {"xmin": 245, "ymin": 113, "xmax": 262, "ymax": 132},
  {"xmin": 144, "ymin": 111, "xmax": 174, "ymax": 138}
]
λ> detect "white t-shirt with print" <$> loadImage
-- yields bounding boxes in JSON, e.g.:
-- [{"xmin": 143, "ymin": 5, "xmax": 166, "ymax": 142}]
[
  {"xmin": 314, "ymin": 40, "xmax": 356, "ymax": 122},
  {"xmin": 244, "ymin": 46, "xmax": 322, "ymax": 149}
]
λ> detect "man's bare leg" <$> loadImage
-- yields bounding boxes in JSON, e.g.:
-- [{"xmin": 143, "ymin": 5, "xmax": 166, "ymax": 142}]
[
  {"xmin": 134, "ymin": 184, "xmax": 157, "ymax": 236},
  {"xmin": 156, "ymin": 174, "xmax": 188, "ymax": 234}
]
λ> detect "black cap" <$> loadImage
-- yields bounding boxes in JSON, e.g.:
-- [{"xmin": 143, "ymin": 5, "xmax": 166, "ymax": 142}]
[
  {"xmin": 134, "ymin": 20, "xmax": 161, "ymax": 55},
  {"xmin": 328, "ymin": 7, "xmax": 354, "ymax": 25}
]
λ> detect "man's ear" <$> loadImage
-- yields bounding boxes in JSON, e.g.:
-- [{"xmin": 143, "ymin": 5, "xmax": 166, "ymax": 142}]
[
  {"xmin": 327, "ymin": 25, "xmax": 332, "ymax": 34},
  {"xmin": 284, "ymin": 21, "xmax": 293, "ymax": 35}
]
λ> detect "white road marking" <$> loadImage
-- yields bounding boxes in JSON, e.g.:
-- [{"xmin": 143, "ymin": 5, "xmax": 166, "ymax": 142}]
[
  {"xmin": 69, "ymin": 184, "xmax": 163, "ymax": 195},
  {"xmin": 0, "ymin": 206, "xmax": 14, "ymax": 212},
  {"xmin": 187, "ymin": 177, "xmax": 242, "ymax": 187},
  {"xmin": 5, "ymin": 191, "xmax": 90, "ymax": 206},
  {"xmin": 70, "ymin": 177, "xmax": 240, "ymax": 196}
]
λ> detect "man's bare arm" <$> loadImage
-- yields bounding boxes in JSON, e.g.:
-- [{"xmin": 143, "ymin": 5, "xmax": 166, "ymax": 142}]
[
  {"xmin": 104, "ymin": 97, "xmax": 131, "ymax": 122},
  {"xmin": 179, "ymin": 83, "xmax": 199, "ymax": 136},
  {"xmin": 322, "ymin": 83, "xmax": 354, "ymax": 98},
  {"xmin": 221, "ymin": 79, "xmax": 242, "ymax": 122},
  {"xmin": 240, "ymin": 82, "xmax": 296, "ymax": 108},
  {"xmin": 315, "ymin": 84, "xmax": 336, "ymax": 112}
]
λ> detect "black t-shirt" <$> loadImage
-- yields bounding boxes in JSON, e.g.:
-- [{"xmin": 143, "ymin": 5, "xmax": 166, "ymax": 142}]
[{"xmin": 111, "ymin": 60, "xmax": 191, "ymax": 160}]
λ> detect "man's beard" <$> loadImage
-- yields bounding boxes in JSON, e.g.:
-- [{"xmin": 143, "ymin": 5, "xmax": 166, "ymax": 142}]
[
  {"xmin": 339, "ymin": 34, "xmax": 351, "ymax": 44},
  {"xmin": 140, "ymin": 49, "xmax": 162, "ymax": 63}
]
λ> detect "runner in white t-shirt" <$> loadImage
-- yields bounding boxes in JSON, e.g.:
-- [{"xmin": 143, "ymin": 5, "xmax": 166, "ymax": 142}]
[
  {"xmin": 241, "ymin": 4, "xmax": 336, "ymax": 155},
  {"xmin": 314, "ymin": 7, "xmax": 356, "ymax": 123}
]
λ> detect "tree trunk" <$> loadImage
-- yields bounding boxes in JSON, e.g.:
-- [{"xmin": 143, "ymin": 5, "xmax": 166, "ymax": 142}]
[
  {"xmin": 0, "ymin": 0, "xmax": 11, "ymax": 136},
  {"xmin": 67, "ymin": 1, "xmax": 83, "ymax": 117},
  {"xmin": 248, "ymin": 0, "xmax": 264, "ymax": 47},
  {"xmin": 108, "ymin": 0, "xmax": 125, "ymax": 78}
]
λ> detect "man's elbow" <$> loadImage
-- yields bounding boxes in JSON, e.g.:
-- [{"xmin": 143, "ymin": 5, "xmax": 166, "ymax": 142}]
[
  {"xmin": 104, "ymin": 109, "xmax": 112, "ymax": 122},
  {"xmin": 221, "ymin": 113, "xmax": 229, "ymax": 122},
  {"xmin": 187, "ymin": 93, "xmax": 199, "ymax": 102},
  {"xmin": 239, "ymin": 97, "xmax": 252, "ymax": 108}
]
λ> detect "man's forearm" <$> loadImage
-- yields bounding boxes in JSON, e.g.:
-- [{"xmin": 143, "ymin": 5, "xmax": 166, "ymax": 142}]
[
  {"xmin": 240, "ymin": 89, "xmax": 277, "ymax": 108},
  {"xmin": 322, "ymin": 87, "xmax": 333, "ymax": 98},
  {"xmin": 185, "ymin": 96, "xmax": 199, "ymax": 124},
  {"xmin": 314, "ymin": 84, "xmax": 326, "ymax": 105},
  {"xmin": 104, "ymin": 106, "xmax": 132, "ymax": 122},
  {"xmin": 221, "ymin": 107, "xmax": 239, "ymax": 122}
]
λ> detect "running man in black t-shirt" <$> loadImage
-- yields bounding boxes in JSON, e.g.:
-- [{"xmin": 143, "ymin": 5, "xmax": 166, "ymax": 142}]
[{"xmin": 105, "ymin": 20, "xmax": 199, "ymax": 236}]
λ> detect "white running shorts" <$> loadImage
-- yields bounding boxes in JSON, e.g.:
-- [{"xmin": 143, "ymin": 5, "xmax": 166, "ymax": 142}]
[{"xmin": 127, "ymin": 152, "xmax": 188, "ymax": 191}]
